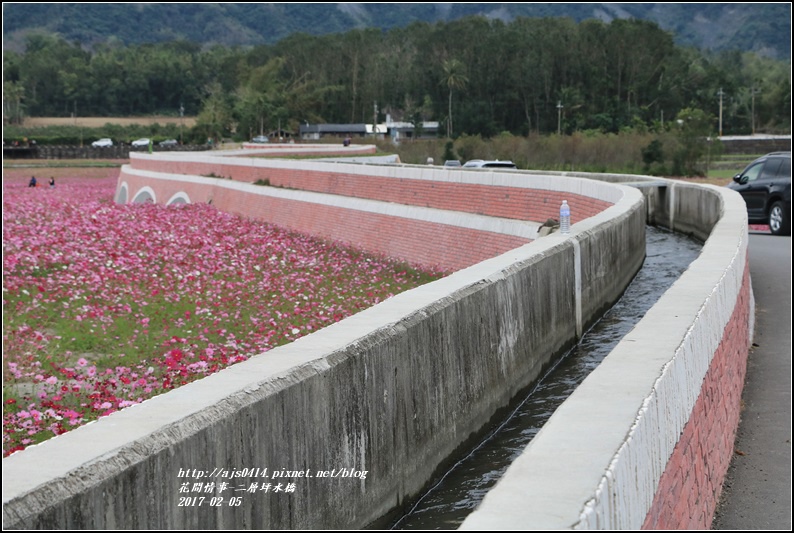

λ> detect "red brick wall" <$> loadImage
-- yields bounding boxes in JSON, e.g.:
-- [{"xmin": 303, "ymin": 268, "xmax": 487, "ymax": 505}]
[
  {"xmin": 128, "ymin": 159, "xmax": 611, "ymax": 224},
  {"xmin": 120, "ymin": 172, "xmax": 529, "ymax": 271},
  {"xmin": 642, "ymin": 261, "xmax": 752, "ymax": 529}
]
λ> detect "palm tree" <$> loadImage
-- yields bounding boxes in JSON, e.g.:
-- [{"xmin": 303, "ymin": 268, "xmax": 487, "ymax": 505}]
[{"xmin": 441, "ymin": 59, "xmax": 468, "ymax": 138}]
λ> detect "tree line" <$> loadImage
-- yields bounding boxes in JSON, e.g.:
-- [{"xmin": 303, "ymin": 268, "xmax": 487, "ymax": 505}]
[{"xmin": 4, "ymin": 16, "xmax": 791, "ymax": 139}]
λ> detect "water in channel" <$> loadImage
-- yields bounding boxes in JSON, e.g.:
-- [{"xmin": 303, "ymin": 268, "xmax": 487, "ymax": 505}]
[{"xmin": 391, "ymin": 225, "xmax": 703, "ymax": 530}]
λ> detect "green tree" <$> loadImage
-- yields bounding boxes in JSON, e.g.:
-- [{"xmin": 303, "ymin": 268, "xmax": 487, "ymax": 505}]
[
  {"xmin": 195, "ymin": 82, "xmax": 233, "ymax": 144},
  {"xmin": 441, "ymin": 59, "xmax": 468, "ymax": 138},
  {"xmin": 236, "ymin": 58, "xmax": 285, "ymax": 138},
  {"xmin": 672, "ymin": 108, "xmax": 715, "ymax": 176},
  {"xmin": 3, "ymin": 81, "xmax": 25, "ymax": 124}
]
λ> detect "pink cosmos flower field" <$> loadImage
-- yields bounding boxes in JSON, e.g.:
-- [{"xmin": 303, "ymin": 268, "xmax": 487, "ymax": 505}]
[{"xmin": 3, "ymin": 169, "xmax": 444, "ymax": 456}]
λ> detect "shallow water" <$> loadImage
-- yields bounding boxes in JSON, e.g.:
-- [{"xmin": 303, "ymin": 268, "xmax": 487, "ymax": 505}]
[{"xmin": 391, "ymin": 225, "xmax": 703, "ymax": 530}]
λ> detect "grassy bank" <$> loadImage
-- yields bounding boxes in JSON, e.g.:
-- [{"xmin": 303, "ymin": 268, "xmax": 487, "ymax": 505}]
[{"xmin": 377, "ymin": 132, "xmax": 761, "ymax": 181}]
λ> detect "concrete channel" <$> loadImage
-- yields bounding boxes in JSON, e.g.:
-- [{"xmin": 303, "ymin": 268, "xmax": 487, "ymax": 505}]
[{"xmin": 392, "ymin": 225, "xmax": 704, "ymax": 529}]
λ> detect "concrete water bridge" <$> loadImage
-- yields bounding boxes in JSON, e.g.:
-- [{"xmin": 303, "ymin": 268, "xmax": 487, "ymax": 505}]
[{"xmin": 2, "ymin": 145, "xmax": 752, "ymax": 529}]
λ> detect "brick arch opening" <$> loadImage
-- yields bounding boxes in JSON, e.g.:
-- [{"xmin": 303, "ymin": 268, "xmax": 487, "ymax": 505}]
[
  {"xmin": 132, "ymin": 187, "xmax": 156, "ymax": 204},
  {"xmin": 166, "ymin": 192, "xmax": 191, "ymax": 205},
  {"xmin": 115, "ymin": 182, "xmax": 128, "ymax": 204}
]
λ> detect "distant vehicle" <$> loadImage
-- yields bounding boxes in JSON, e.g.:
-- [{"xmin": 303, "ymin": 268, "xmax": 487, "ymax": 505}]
[
  {"xmin": 91, "ymin": 138, "xmax": 113, "ymax": 148},
  {"xmin": 251, "ymin": 135, "xmax": 269, "ymax": 143},
  {"xmin": 444, "ymin": 160, "xmax": 462, "ymax": 167},
  {"xmin": 159, "ymin": 139, "xmax": 178, "ymax": 147},
  {"xmin": 462, "ymin": 159, "xmax": 517, "ymax": 169},
  {"xmin": 131, "ymin": 138, "xmax": 151, "ymax": 148},
  {"xmin": 727, "ymin": 151, "xmax": 791, "ymax": 236}
]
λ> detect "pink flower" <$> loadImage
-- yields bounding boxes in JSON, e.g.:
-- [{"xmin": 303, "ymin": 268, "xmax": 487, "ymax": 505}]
[{"xmin": 2, "ymin": 173, "xmax": 443, "ymax": 456}]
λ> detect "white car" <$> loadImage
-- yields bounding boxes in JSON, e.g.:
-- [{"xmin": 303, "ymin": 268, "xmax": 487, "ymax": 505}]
[
  {"xmin": 462, "ymin": 159, "xmax": 517, "ymax": 169},
  {"xmin": 131, "ymin": 138, "xmax": 151, "ymax": 148},
  {"xmin": 91, "ymin": 138, "xmax": 113, "ymax": 148}
]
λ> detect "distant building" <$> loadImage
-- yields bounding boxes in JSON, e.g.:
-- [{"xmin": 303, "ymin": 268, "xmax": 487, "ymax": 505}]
[
  {"xmin": 299, "ymin": 117, "xmax": 439, "ymax": 142},
  {"xmin": 384, "ymin": 117, "xmax": 440, "ymax": 142},
  {"xmin": 299, "ymin": 124, "xmax": 368, "ymax": 140}
]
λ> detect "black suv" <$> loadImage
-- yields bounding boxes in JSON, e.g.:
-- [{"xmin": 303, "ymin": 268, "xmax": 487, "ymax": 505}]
[{"xmin": 728, "ymin": 152, "xmax": 791, "ymax": 236}]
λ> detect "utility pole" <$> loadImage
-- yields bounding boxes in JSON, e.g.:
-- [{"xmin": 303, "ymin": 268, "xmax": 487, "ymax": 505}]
[
  {"xmin": 74, "ymin": 101, "xmax": 82, "ymax": 147},
  {"xmin": 717, "ymin": 88, "xmax": 724, "ymax": 137},
  {"xmin": 751, "ymin": 85, "xmax": 761, "ymax": 135},
  {"xmin": 557, "ymin": 101, "xmax": 564, "ymax": 135}
]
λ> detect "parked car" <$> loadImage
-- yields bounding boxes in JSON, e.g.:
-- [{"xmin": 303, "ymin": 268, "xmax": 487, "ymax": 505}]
[
  {"xmin": 159, "ymin": 139, "xmax": 178, "ymax": 147},
  {"xmin": 131, "ymin": 138, "xmax": 151, "ymax": 148},
  {"xmin": 462, "ymin": 159, "xmax": 517, "ymax": 169},
  {"xmin": 727, "ymin": 151, "xmax": 791, "ymax": 236},
  {"xmin": 91, "ymin": 138, "xmax": 113, "ymax": 148},
  {"xmin": 251, "ymin": 135, "xmax": 269, "ymax": 143},
  {"xmin": 444, "ymin": 160, "xmax": 462, "ymax": 167}
]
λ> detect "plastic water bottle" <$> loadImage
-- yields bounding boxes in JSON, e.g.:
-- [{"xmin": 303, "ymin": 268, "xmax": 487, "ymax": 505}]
[{"xmin": 560, "ymin": 200, "xmax": 571, "ymax": 234}]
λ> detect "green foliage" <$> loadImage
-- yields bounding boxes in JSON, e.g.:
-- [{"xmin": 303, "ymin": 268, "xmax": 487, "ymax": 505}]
[
  {"xmin": 454, "ymin": 134, "xmax": 488, "ymax": 163},
  {"xmin": 442, "ymin": 141, "xmax": 457, "ymax": 163},
  {"xmin": 441, "ymin": 58, "xmax": 469, "ymax": 138},
  {"xmin": 195, "ymin": 83, "xmax": 234, "ymax": 144},
  {"xmin": 671, "ymin": 108, "xmax": 717, "ymax": 176},
  {"xmin": 3, "ymin": 4, "xmax": 790, "ymax": 62},
  {"xmin": 388, "ymin": 131, "xmax": 692, "ymax": 176},
  {"xmin": 3, "ymin": 81, "xmax": 25, "ymax": 124},
  {"xmin": 2, "ymin": 15, "xmax": 790, "ymax": 138},
  {"xmin": 3, "ymin": 123, "xmax": 185, "ymax": 146},
  {"xmin": 642, "ymin": 139, "xmax": 665, "ymax": 172}
]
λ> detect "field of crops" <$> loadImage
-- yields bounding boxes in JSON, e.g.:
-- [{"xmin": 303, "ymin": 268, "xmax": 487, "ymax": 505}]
[
  {"xmin": 22, "ymin": 116, "xmax": 197, "ymax": 128},
  {"xmin": 2, "ymin": 168, "xmax": 443, "ymax": 456}
]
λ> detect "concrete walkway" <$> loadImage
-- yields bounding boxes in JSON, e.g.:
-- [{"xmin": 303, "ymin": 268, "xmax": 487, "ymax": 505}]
[{"xmin": 712, "ymin": 231, "xmax": 792, "ymax": 530}]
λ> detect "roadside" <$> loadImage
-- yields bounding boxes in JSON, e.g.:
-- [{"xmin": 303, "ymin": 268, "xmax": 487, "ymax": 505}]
[{"xmin": 712, "ymin": 230, "xmax": 792, "ymax": 530}]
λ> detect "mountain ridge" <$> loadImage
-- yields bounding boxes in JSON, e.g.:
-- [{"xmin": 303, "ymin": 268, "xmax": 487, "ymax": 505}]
[{"xmin": 2, "ymin": 3, "xmax": 791, "ymax": 59}]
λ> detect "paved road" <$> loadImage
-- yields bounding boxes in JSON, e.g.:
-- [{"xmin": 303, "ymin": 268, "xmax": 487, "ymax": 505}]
[{"xmin": 712, "ymin": 231, "xmax": 792, "ymax": 530}]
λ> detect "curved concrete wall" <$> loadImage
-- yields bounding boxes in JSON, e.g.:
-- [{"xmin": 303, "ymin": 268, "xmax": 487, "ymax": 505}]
[
  {"xmin": 239, "ymin": 143, "xmax": 378, "ymax": 156},
  {"xmin": 2, "ymin": 149, "xmax": 751, "ymax": 530},
  {"xmin": 462, "ymin": 182, "xmax": 753, "ymax": 530},
  {"xmin": 115, "ymin": 153, "xmax": 616, "ymax": 272},
  {"xmin": 116, "ymin": 168, "xmax": 536, "ymax": 272},
  {"xmin": 127, "ymin": 152, "xmax": 614, "ymax": 224}
]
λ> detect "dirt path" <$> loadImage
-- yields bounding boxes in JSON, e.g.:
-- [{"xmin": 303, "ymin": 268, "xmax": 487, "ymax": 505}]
[{"xmin": 23, "ymin": 116, "xmax": 196, "ymax": 128}]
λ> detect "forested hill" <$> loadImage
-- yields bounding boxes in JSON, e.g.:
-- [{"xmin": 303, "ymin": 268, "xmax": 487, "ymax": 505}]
[{"xmin": 2, "ymin": 2, "xmax": 791, "ymax": 59}]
